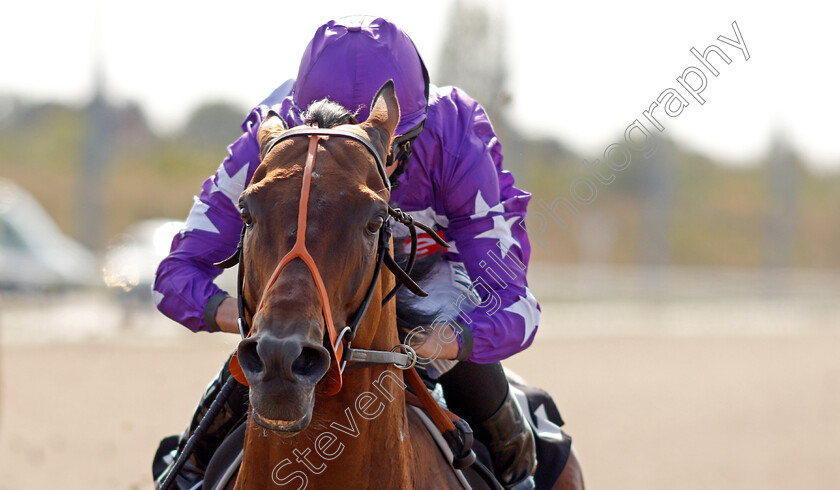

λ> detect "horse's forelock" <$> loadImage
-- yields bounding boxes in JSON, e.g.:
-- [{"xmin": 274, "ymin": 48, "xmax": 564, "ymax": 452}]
[{"xmin": 302, "ymin": 99, "xmax": 358, "ymax": 129}]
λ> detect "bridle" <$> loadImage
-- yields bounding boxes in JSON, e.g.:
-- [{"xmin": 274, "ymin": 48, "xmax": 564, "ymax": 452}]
[
  {"xmin": 215, "ymin": 124, "xmax": 447, "ymax": 396},
  {"xmin": 201, "ymin": 124, "xmax": 493, "ymax": 490},
  {"xmin": 162, "ymin": 123, "xmax": 484, "ymax": 490}
]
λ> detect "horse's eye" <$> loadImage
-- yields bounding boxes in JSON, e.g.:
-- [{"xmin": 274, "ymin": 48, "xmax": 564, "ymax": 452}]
[
  {"xmin": 240, "ymin": 208, "xmax": 253, "ymax": 227},
  {"xmin": 367, "ymin": 215, "xmax": 385, "ymax": 234}
]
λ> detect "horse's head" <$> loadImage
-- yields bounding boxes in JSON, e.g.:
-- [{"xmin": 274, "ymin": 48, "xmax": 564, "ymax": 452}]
[{"xmin": 236, "ymin": 82, "xmax": 400, "ymax": 433}]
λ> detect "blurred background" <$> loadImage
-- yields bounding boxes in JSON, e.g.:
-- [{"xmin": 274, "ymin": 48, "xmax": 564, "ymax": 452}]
[{"xmin": 1, "ymin": 0, "xmax": 838, "ymax": 489}]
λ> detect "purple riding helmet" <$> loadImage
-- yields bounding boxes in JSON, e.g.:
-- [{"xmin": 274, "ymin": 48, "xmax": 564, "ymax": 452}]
[
  {"xmin": 293, "ymin": 16, "xmax": 429, "ymax": 134},
  {"xmin": 278, "ymin": 16, "xmax": 430, "ymax": 179},
  {"xmin": 154, "ymin": 15, "xmax": 540, "ymax": 365}
]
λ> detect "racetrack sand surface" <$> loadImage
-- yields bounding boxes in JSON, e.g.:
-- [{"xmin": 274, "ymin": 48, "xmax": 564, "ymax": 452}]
[{"xmin": 2, "ymin": 328, "xmax": 839, "ymax": 489}]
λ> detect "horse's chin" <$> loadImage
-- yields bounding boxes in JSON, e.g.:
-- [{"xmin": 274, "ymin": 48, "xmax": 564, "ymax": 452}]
[
  {"xmin": 249, "ymin": 387, "xmax": 316, "ymax": 435},
  {"xmin": 252, "ymin": 409, "xmax": 312, "ymax": 435}
]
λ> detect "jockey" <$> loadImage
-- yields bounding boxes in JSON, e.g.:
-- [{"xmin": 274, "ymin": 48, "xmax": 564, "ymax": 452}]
[{"xmin": 153, "ymin": 15, "xmax": 541, "ymax": 490}]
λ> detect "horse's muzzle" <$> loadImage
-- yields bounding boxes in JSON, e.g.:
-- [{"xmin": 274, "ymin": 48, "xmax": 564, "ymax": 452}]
[
  {"xmin": 238, "ymin": 331, "xmax": 330, "ymax": 384},
  {"xmin": 237, "ymin": 331, "xmax": 330, "ymax": 427}
]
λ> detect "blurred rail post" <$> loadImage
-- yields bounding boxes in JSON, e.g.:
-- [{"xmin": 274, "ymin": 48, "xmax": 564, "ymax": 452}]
[
  {"xmin": 77, "ymin": 0, "xmax": 114, "ymax": 250},
  {"xmin": 763, "ymin": 133, "xmax": 796, "ymax": 296},
  {"xmin": 437, "ymin": 0, "xmax": 509, "ymax": 123},
  {"xmin": 641, "ymin": 136, "xmax": 674, "ymax": 298},
  {"xmin": 77, "ymin": 64, "xmax": 115, "ymax": 250}
]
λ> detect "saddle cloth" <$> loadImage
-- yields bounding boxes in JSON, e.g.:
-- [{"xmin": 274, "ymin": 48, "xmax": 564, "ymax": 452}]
[{"xmin": 412, "ymin": 377, "xmax": 572, "ymax": 490}]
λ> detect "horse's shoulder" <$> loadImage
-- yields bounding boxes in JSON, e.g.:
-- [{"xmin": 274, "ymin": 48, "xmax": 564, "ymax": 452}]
[{"xmin": 406, "ymin": 406, "xmax": 467, "ymax": 489}]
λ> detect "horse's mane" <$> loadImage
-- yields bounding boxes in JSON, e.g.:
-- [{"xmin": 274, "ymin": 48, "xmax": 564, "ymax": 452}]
[
  {"xmin": 394, "ymin": 253, "xmax": 443, "ymax": 345},
  {"xmin": 301, "ymin": 99, "xmax": 358, "ymax": 128}
]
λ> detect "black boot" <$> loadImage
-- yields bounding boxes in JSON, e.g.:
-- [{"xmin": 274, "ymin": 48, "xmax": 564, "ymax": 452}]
[
  {"xmin": 438, "ymin": 361, "xmax": 537, "ymax": 489},
  {"xmin": 153, "ymin": 358, "xmax": 249, "ymax": 490},
  {"xmin": 476, "ymin": 389, "xmax": 537, "ymax": 489}
]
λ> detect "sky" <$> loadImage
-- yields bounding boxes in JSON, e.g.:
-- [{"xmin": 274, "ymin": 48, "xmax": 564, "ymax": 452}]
[{"xmin": 2, "ymin": 0, "xmax": 839, "ymax": 169}]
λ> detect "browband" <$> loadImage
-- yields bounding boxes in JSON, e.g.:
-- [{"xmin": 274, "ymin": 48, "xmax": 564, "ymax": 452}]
[{"xmin": 262, "ymin": 126, "xmax": 391, "ymax": 191}]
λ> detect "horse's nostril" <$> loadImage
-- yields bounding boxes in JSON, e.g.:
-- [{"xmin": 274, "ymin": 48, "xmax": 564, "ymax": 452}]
[
  {"xmin": 238, "ymin": 339, "xmax": 264, "ymax": 376},
  {"xmin": 240, "ymin": 332, "xmax": 329, "ymax": 383},
  {"xmin": 292, "ymin": 346, "xmax": 328, "ymax": 378}
]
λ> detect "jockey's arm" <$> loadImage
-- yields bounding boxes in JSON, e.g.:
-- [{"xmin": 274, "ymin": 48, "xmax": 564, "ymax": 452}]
[
  {"xmin": 433, "ymin": 100, "xmax": 540, "ymax": 363},
  {"xmin": 215, "ymin": 297, "xmax": 240, "ymax": 333},
  {"xmin": 153, "ymin": 111, "xmax": 264, "ymax": 333}
]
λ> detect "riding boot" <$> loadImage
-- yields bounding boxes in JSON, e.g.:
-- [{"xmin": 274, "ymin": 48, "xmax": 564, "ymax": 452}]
[
  {"xmin": 476, "ymin": 389, "xmax": 538, "ymax": 489},
  {"xmin": 438, "ymin": 361, "xmax": 537, "ymax": 489},
  {"xmin": 154, "ymin": 358, "xmax": 250, "ymax": 490}
]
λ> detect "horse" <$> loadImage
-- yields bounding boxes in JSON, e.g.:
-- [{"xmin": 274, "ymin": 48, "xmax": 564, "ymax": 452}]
[{"xmin": 220, "ymin": 81, "xmax": 584, "ymax": 489}]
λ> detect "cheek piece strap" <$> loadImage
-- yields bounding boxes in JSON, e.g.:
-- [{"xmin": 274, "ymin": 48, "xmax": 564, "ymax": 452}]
[{"xmin": 217, "ymin": 128, "xmax": 446, "ymax": 395}]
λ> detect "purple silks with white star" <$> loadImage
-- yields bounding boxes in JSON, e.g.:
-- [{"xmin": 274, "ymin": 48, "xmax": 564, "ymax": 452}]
[{"xmin": 153, "ymin": 18, "xmax": 539, "ymax": 363}]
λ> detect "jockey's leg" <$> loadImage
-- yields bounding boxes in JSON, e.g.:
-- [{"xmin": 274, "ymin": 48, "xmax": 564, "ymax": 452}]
[
  {"xmin": 154, "ymin": 357, "xmax": 249, "ymax": 489},
  {"xmin": 438, "ymin": 360, "xmax": 537, "ymax": 490}
]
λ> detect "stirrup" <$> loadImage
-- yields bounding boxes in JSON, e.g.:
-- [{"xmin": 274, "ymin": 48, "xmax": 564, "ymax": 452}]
[{"xmin": 506, "ymin": 476, "xmax": 536, "ymax": 490}]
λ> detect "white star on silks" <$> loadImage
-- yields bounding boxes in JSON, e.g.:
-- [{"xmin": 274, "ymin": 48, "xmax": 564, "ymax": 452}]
[
  {"xmin": 211, "ymin": 163, "xmax": 250, "ymax": 208},
  {"xmin": 472, "ymin": 190, "xmax": 505, "ymax": 218},
  {"xmin": 474, "ymin": 214, "xmax": 520, "ymax": 258},
  {"xmin": 181, "ymin": 198, "xmax": 220, "ymax": 235},
  {"xmin": 504, "ymin": 289, "xmax": 540, "ymax": 346}
]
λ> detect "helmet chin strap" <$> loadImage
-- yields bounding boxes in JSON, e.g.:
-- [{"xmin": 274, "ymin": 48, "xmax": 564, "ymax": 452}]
[
  {"xmin": 387, "ymin": 118, "xmax": 425, "ymax": 186},
  {"xmin": 387, "ymin": 35, "xmax": 430, "ymax": 187}
]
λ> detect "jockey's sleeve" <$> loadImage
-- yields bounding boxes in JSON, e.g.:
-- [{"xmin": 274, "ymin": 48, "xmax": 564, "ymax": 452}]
[
  {"xmin": 442, "ymin": 101, "xmax": 540, "ymax": 363},
  {"xmin": 153, "ymin": 110, "xmax": 264, "ymax": 332}
]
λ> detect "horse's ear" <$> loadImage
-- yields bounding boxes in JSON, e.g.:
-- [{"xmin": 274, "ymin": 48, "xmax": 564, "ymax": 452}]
[
  {"xmin": 361, "ymin": 80, "xmax": 400, "ymax": 164},
  {"xmin": 257, "ymin": 110, "xmax": 289, "ymax": 159}
]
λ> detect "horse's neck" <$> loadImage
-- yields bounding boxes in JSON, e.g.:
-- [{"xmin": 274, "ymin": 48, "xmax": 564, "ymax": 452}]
[{"xmin": 236, "ymin": 295, "xmax": 417, "ymax": 488}]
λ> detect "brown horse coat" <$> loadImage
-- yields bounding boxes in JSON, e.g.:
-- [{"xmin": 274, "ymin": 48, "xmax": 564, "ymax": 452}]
[{"xmin": 230, "ymin": 83, "xmax": 464, "ymax": 489}]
